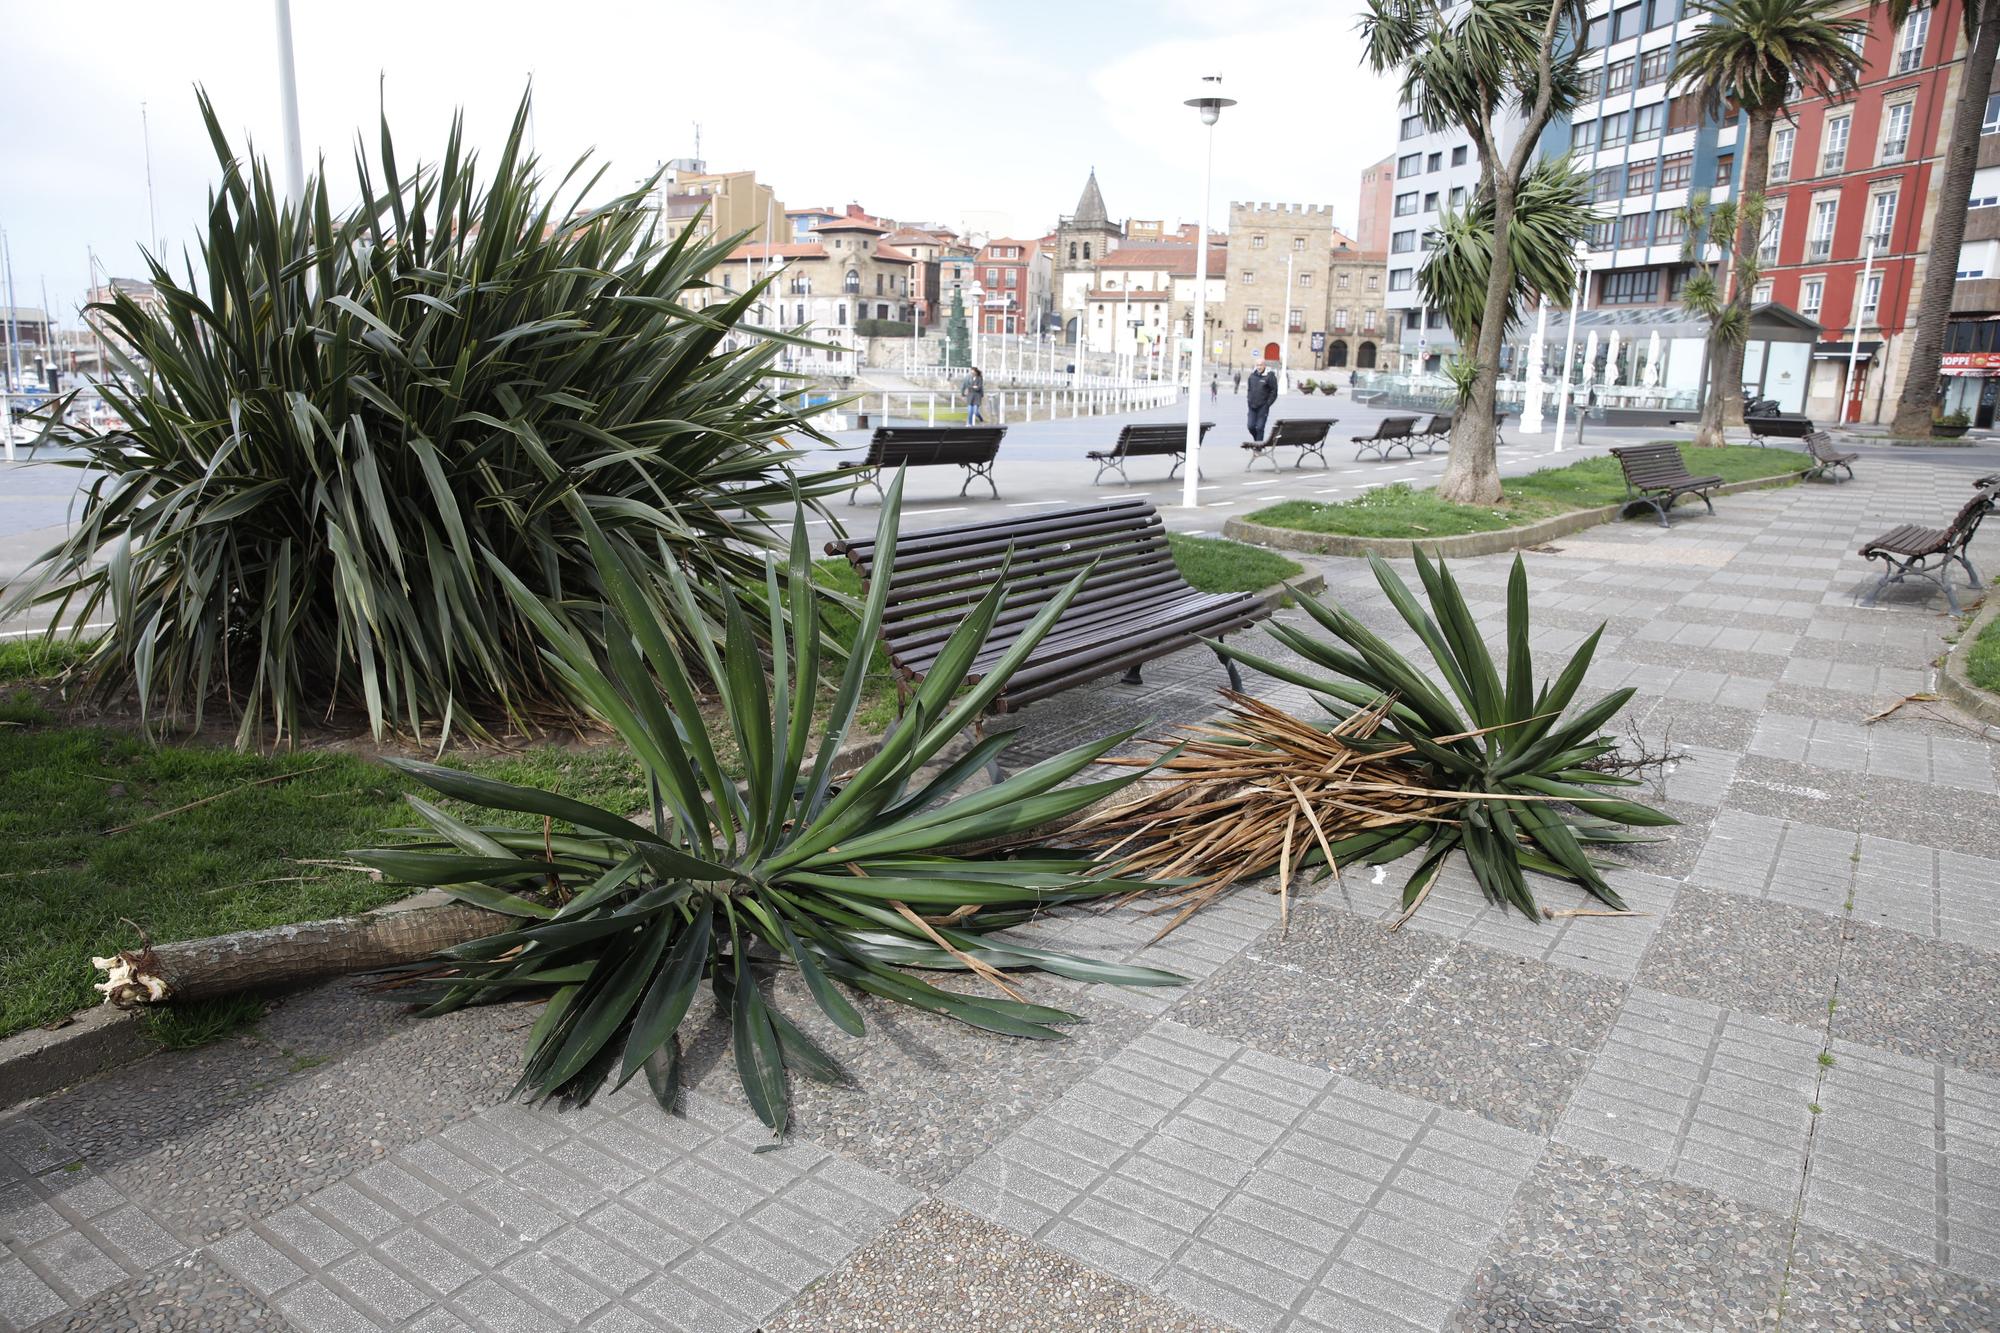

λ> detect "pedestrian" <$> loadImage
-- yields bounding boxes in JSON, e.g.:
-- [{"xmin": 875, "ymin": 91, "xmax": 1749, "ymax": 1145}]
[
  {"xmin": 1210, "ymin": 374, "xmax": 1218, "ymax": 401},
  {"xmin": 1233, "ymin": 370, "xmax": 1242, "ymax": 394},
  {"xmin": 965, "ymin": 367, "xmax": 985, "ymax": 424},
  {"xmin": 1348, "ymin": 370, "xmax": 1358, "ymax": 388},
  {"xmin": 1246, "ymin": 360, "xmax": 1278, "ymax": 443}
]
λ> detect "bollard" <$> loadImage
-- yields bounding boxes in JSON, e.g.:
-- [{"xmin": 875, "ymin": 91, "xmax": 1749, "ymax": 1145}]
[{"xmin": 928, "ymin": 393, "xmax": 936, "ymax": 426}]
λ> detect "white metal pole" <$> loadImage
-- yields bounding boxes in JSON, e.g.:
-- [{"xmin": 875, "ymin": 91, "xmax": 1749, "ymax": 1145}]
[
  {"xmin": 1844, "ymin": 235, "xmax": 1876, "ymax": 425},
  {"xmin": 1183, "ymin": 122, "xmax": 1216, "ymax": 509},
  {"xmin": 1551, "ymin": 259, "xmax": 1583, "ymax": 453},
  {"xmin": 274, "ymin": 0, "xmax": 306, "ymax": 202},
  {"xmin": 1281, "ymin": 252, "xmax": 1293, "ymax": 393}
]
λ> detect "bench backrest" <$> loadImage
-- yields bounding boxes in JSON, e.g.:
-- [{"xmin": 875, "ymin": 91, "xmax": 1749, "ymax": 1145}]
[
  {"xmin": 1945, "ymin": 487, "xmax": 1997, "ymax": 548},
  {"xmin": 826, "ymin": 498, "xmax": 1188, "ymax": 665},
  {"xmin": 1112, "ymin": 422, "xmax": 1212, "ymax": 457},
  {"xmin": 1424, "ymin": 414, "xmax": 1453, "ymax": 434},
  {"xmin": 1611, "ymin": 443, "xmax": 1695, "ymax": 489},
  {"xmin": 1804, "ymin": 431, "xmax": 1843, "ymax": 461},
  {"xmin": 1366, "ymin": 416, "xmax": 1418, "ymax": 439},
  {"xmin": 1268, "ymin": 418, "xmax": 1335, "ymax": 445},
  {"xmin": 864, "ymin": 426, "xmax": 1006, "ymax": 467}
]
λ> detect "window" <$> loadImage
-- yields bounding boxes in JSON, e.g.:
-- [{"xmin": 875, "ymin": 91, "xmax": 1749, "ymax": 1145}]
[
  {"xmin": 1799, "ymin": 277, "xmax": 1824, "ymax": 315},
  {"xmin": 1601, "ymin": 111, "xmax": 1631, "ymax": 147},
  {"xmin": 984, "ymin": 267, "xmax": 997, "ymax": 283},
  {"xmin": 1590, "ymin": 218, "xmax": 1618, "ymax": 250},
  {"xmin": 1297, "ymin": 271, "xmax": 1313, "ymax": 287},
  {"xmin": 1870, "ymin": 189, "xmax": 1898, "ymax": 247},
  {"xmin": 1632, "ymin": 103, "xmax": 1663, "ymax": 142},
  {"xmin": 1895, "ymin": 6, "xmax": 1930, "ymax": 72},
  {"xmin": 1654, "ymin": 208, "xmax": 1685, "ymax": 244},
  {"xmin": 1972, "ymin": 167, "xmax": 2000, "ymax": 208},
  {"xmin": 1389, "ymin": 269, "xmax": 1414, "ymax": 291},
  {"xmin": 1395, "ymin": 192, "xmax": 1419, "ymax": 216},
  {"xmin": 1960, "ymin": 241, "xmax": 1999, "ymax": 278},
  {"xmin": 1244, "ymin": 305, "xmax": 1263, "ymax": 327},
  {"xmin": 1603, "ymin": 269, "xmax": 1658, "ymax": 303},
  {"xmin": 1241, "ymin": 270, "xmax": 1255, "ymax": 284},
  {"xmin": 1334, "ymin": 307, "xmax": 1349, "ymax": 328},
  {"xmin": 1618, "ymin": 213, "xmax": 1651, "ymax": 247},
  {"xmin": 1714, "ymin": 153, "xmax": 1734, "ymax": 186},
  {"xmin": 1426, "ymin": 152, "xmax": 1443, "ymax": 172},
  {"xmin": 1586, "ymin": 14, "xmax": 1611, "ymax": 48},
  {"xmin": 1449, "ymin": 186, "xmax": 1468, "ymax": 208},
  {"xmin": 1667, "ymin": 94, "xmax": 1701, "ymax": 132},
  {"xmin": 1252, "ymin": 234, "xmax": 1267, "ymax": 248},
  {"xmin": 1647, "ymin": 0, "xmax": 1679, "ymax": 25},
  {"xmin": 1822, "ymin": 115, "xmax": 1851, "ymax": 173},
  {"xmin": 1880, "ymin": 101, "xmax": 1912, "ymax": 163},
  {"xmin": 1770, "ymin": 126, "xmax": 1794, "ymax": 182},
  {"xmin": 1986, "ymin": 94, "xmax": 2000, "ymax": 134},
  {"xmin": 1573, "ymin": 119, "xmax": 1599, "ymax": 151},
  {"xmin": 1607, "ymin": 58, "xmax": 1634, "ymax": 94},
  {"xmin": 845, "ymin": 268, "xmax": 862, "ymax": 294},
  {"xmin": 1423, "ymin": 192, "xmax": 1440, "ymax": 211},
  {"xmin": 1401, "ymin": 113, "xmax": 1425, "ymax": 139},
  {"xmin": 1761, "ymin": 202, "xmax": 1785, "ymax": 262},
  {"xmin": 1364, "ymin": 309, "xmax": 1379, "ymax": 333},
  {"xmin": 837, "ymin": 303, "xmax": 847, "ymax": 325},
  {"xmin": 1640, "ymin": 48, "xmax": 1672, "ymax": 86},
  {"xmin": 1288, "ymin": 308, "xmax": 1305, "ymax": 332},
  {"xmin": 1593, "ymin": 168, "xmax": 1622, "ymax": 202},
  {"xmin": 1367, "ymin": 273, "xmax": 1380, "ymax": 291},
  {"xmin": 1004, "ymin": 269, "xmax": 1017, "ymax": 287},
  {"xmin": 1399, "ymin": 153, "xmax": 1422, "ymax": 178},
  {"xmin": 1082, "ymin": 242, "xmax": 1091, "ymax": 259},
  {"xmin": 1391, "ymin": 229, "xmax": 1416, "ymax": 253},
  {"xmin": 1451, "ymin": 145, "xmax": 1467, "ymax": 167},
  {"xmin": 1753, "ymin": 280, "xmax": 1773, "ymax": 304},
  {"xmin": 1809, "ymin": 198, "xmax": 1837, "ymax": 260},
  {"xmin": 1861, "ymin": 271, "xmax": 1883, "ymax": 317},
  {"xmin": 1293, "ymin": 236, "xmax": 1307, "ymax": 251},
  {"xmin": 1614, "ymin": 3, "xmax": 1643, "ymax": 40},
  {"xmin": 1660, "ymin": 152, "xmax": 1693, "ymax": 189}
]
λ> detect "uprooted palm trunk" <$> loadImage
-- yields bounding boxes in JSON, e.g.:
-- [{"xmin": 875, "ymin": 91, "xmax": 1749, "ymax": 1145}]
[
  {"xmin": 92, "ymin": 899, "xmax": 509, "ymax": 1008},
  {"xmin": 1065, "ymin": 693, "xmax": 1464, "ymax": 937}
]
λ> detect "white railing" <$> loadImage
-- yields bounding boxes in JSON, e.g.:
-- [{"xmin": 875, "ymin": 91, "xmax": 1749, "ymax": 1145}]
[{"xmin": 830, "ymin": 385, "xmax": 1183, "ymax": 428}]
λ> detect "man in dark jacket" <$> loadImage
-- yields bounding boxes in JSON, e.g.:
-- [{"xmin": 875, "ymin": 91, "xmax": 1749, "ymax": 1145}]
[{"xmin": 1246, "ymin": 361, "xmax": 1278, "ymax": 442}]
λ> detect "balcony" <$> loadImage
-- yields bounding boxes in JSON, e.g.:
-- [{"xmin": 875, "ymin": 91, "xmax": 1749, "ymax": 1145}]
[
  {"xmin": 1242, "ymin": 318, "xmax": 1263, "ymax": 332},
  {"xmin": 1808, "ymin": 238, "xmax": 1833, "ymax": 261},
  {"xmin": 1768, "ymin": 159, "xmax": 1791, "ymax": 183},
  {"xmin": 1880, "ymin": 138, "xmax": 1908, "ymax": 163},
  {"xmin": 1821, "ymin": 150, "xmax": 1846, "ymax": 174}
]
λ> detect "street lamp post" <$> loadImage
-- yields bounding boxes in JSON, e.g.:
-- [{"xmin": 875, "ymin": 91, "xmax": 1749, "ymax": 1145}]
[
  {"xmin": 1182, "ymin": 76, "xmax": 1234, "ymax": 510},
  {"xmin": 1844, "ymin": 233, "xmax": 1878, "ymax": 425},
  {"xmin": 273, "ymin": 0, "xmax": 306, "ymax": 202}
]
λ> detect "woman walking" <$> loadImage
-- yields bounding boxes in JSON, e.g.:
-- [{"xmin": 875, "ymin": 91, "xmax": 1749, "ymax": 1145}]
[{"xmin": 965, "ymin": 367, "xmax": 986, "ymax": 424}]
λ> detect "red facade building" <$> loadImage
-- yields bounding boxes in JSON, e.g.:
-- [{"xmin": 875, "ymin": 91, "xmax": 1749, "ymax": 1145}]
[
  {"xmin": 1752, "ymin": 0, "xmax": 1962, "ymax": 422},
  {"xmin": 974, "ymin": 239, "xmax": 1032, "ymax": 335}
]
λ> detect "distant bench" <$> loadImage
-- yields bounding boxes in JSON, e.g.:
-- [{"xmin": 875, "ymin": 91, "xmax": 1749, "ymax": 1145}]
[
  {"xmin": 1609, "ymin": 443, "xmax": 1724, "ymax": 527},
  {"xmin": 1746, "ymin": 413, "xmax": 1815, "ymax": 442},
  {"xmin": 847, "ymin": 426, "xmax": 1006, "ymax": 503},
  {"xmin": 1242, "ymin": 418, "xmax": 1336, "ymax": 471},
  {"xmin": 1353, "ymin": 416, "xmax": 1421, "ymax": 461},
  {"xmin": 1089, "ymin": 422, "xmax": 1212, "ymax": 484}
]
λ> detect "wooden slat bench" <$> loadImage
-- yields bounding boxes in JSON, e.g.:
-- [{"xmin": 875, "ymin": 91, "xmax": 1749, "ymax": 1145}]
[
  {"xmin": 1802, "ymin": 431, "xmax": 1858, "ymax": 482},
  {"xmin": 1609, "ymin": 444, "xmax": 1725, "ymax": 527},
  {"xmin": 1242, "ymin": 418, "xmax": 1337, "ymax": 471},
  {"xmin": 1353, "ymin": 416, "xmax": 1421, "ymax": 461},
  {"xmin": 1088, "ymin": 422, "xmax": 1212, "ymax": 484},
  {"xmin": 1746, "ymin": 413, "xmax": 1814, "ymax": 443},
  {"xmin": 847, "ymin": 426, "xmax": 1006, "ymax": 504},
  {"xmin": 1416, "ymin": 413, "xmax": 1452, "ymax": 453},
  {"xmin": 1859, "ymin": 483, "xmax": 1997, "ymax": 614},
  {"xmin": 824, "ymin": 497, "xmax": 1271, "ymax": 719}
]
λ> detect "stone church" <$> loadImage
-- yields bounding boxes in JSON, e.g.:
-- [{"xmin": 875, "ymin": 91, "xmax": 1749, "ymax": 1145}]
[{"xmin": 1051, "ymin": 171, "xmax": 1124, "ymax": 346}]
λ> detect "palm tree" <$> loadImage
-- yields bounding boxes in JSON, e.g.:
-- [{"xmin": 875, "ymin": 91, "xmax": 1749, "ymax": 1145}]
[
  {"xmin": 1674, "ymin": 0, "xmax": 1866, "ymax": 445},
  {"xmin": 1887, "ymin": 0, "xmax": 2000, "ymax": 436},
  {"xmin": 1362, "ymin": 0, "xmax": 1590, "ymax": 505}
]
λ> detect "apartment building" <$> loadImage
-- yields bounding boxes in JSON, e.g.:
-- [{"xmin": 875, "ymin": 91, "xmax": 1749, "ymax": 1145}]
[
  {"xmin": 1325, "ymin": 244, "xmax": 1390, "ymax": 371},
  {"xmin": 1356, "ymin": 155, "xmax": 1397, "ymax": 255},
  {"xmin": 1382, "ymin": 118, "xmax": 1491, "ymax": 369},
  {"xmin": 1219, "ymin": 203, "xmax": 1353, "ymax": 373}
]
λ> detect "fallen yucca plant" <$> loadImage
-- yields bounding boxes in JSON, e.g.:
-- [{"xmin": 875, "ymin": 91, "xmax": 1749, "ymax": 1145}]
[
  {"xmin": 1212, "ymin": 551, "xmax": 1674, "ymax": 919},
  {"xmin": 358, "ymin": 476, "xmax": 1181, "ymax": 1132},
  {"xmin": 1073, "ymin": 691, "xmax": 1464, "ymax": 935},
  {"xmin": 6, "ymin": 90, "xmax": 840, "ymax": 746}
]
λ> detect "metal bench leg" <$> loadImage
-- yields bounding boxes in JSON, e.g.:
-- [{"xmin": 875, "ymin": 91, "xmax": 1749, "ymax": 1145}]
[
  {"xmin": 960, "ymin": 461, "xmax": 998, "ymax": 498},
  {"xmin": 1122, "ymin": 665, "xmax": 1144, "ymax": 685},
  {"xmin": 1169, "ymin": 455, "xmax": 1183, "ymax": 480},
  {"xmin": 1212, "ymin": 642, "xmax": 1244, "ymax": 693},
  {"xmin": 1701, "ymin": 491, "xmax": 1715, "ymax": 515}
]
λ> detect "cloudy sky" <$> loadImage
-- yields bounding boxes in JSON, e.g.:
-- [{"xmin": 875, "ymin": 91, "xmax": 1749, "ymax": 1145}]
[{"xmin": 1, "ymin": 0, "xmax": 1399, "ymax": 325}]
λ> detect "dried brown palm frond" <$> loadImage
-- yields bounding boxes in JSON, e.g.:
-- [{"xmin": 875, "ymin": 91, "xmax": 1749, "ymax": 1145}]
[{"xmin": 1067, "ymin": 691, "xmax": 1466, "ymax": 939}]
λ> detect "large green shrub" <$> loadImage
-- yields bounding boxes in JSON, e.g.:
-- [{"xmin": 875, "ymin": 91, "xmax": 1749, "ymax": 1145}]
[{"xmin": 6, "ymin": 93, "xmax": 839, "ymax": 746}]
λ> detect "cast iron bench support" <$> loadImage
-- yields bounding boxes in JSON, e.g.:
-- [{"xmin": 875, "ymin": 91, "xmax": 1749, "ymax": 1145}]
[
  {"xmin": 1353, "ymin": 416, "xmax": 1421, "ymax": 461},
  {"xmin": 1089, "ymin": 422, "xmax": 1212, "ymax": 484},
  {"xmin": 825, "ymin": 498, "xmax": 1272, "ymax": 773},
  {"xmin": 1859, "ymin": 483, "xmax": 1996, "ymax": 614},
  {"xmin": 1802, "ymin": 431, "xmax": 1859, "ymax": 482},
  {"xmin": 847, "ymin": 426, "xmax": 1006, "ymax": 504},
  {"xmin": 1609, "ymin": 444, "xmax": 1725, "ymax": 528},
  {"xmin": 1242, "ymin": 418, "xmax": 1337, "ymax": 471}
]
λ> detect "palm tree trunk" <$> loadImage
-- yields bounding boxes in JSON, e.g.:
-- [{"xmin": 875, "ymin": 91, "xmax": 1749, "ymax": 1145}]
[
  {"xmin": 1892, "ymin": 3, "xmax": 2000, "ymax": 436},
  {"xmin": 1701, "ymin": 108, "xmax": 1776, "ymax": 444},
  {"xmin": 1438, "ymin": 183, "xmax": 1519, "ymax": 504}
]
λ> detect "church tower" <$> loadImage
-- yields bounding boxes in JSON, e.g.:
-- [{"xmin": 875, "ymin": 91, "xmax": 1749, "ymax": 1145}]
[{"xmin": 1052, "ymin": 169, "xmax": 1124, "ymax": 345}]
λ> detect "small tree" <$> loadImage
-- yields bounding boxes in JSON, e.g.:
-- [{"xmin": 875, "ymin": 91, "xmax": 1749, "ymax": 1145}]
[
  {"xmin": 946, "ymin": 290, "xmax": 970, "ymax": 368},
  {"xmin": 1673, "ymin": 0, "xmax": 1866, "ymax": 443},
  {"xmin": 1362, "ymin": 0, "xmax": 1589, "ymax": 504},
  {"xmin": 1886, "ymin": 0, "xmax": 2000, "ymax": 436},
  {"xmin": 1675, "ymin": 193, "xmax": 1757, "ymax": 443}
]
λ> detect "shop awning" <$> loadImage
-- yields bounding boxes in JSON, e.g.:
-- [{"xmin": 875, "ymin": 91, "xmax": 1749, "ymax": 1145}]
[{"xmin": 1812, "ymin": 340, "xmax": 1881, "ymax": 361}]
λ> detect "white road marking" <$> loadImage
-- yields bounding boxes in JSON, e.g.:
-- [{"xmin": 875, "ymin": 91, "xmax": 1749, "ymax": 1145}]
[
  {"xmin": 1241, "ymin": 479, "xmax": 1285, "ymax": 487},
  {"xmin": 1005, "ymin": 500, "xmax": 1066, "ymax": 507},
  {"xmin": 1358, "ymin": 482, "xmax": 1384, "ymax": 490}
]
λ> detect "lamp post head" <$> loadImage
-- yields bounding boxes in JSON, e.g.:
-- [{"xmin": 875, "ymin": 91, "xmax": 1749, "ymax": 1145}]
[{"xmin": 1185, "ymin": 74, "xmax": 1235, "ymax": 126}]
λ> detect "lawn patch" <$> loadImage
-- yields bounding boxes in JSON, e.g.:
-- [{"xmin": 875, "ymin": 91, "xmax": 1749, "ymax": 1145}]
[
  {"xmin": 1247, "ymin": 444, "xmax": 1803, "ymax": 538},
  {"xmin": 1969, "ymin": 607, "xmax": 2000, "ymax": 694},
  {"xmin": 1165, "ymin": 533, "xmax": 1303, "ymax": 593}
]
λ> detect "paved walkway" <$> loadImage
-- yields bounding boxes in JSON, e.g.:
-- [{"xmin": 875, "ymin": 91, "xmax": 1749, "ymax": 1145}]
[{"xmin": 3, "ymin": 458, "xmax": 1998, "ymax": 1330}]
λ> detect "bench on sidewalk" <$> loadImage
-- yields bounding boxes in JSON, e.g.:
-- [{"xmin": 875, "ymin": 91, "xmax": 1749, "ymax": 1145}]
[
  {"xmin": 1746, "ymin": 413, "xmax": 1814, "ymax": 443},
  {"xmin": 1416, "ymin": 413, "xmax": 1452, "ymax": 453},
  {"xmin": 1242, "ymin": 418, "xmax": 1336, "ymax": 471},
  {"xmin": 823, "ymin": 497, "xmax": 1271, "ymax": 718},
  {"xmin": 1859, "ymin": 482, "xmax": 1997, "ymax": 614},
  {"xmin": 1803, "ymin": 431, "xmax": 1858, "ymax": 482},
  {"xmin": 846, "ymin": 426, "xmax": 1006, "ymax": 504},
  {"xmin": 1609, "ymin": 444, "xmax": 1725, "ymax": 528},
  {"xmin": 1353, "ymin": 416, "xmax": 1421, "ymax": 461},
  {"xmin": 1088, "ymin": 422, "xmax": 1212, "ymax": 484}
]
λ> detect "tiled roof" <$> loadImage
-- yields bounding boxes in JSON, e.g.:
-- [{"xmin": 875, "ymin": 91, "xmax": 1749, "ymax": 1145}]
[
  {"xmin": 1095, "ymin": 246, "xmax": 1227, "ymax": 275},
  {"xmin": 874, "ymin": 244, "xmax": 918, "ymax": 264},
  {"xmin": 723, "ymin": 243, "xmax": 832, "ymax": 262},
  {"xmin": 814, "ymin": 217, "xmax": 891, "ymax": 234}
]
